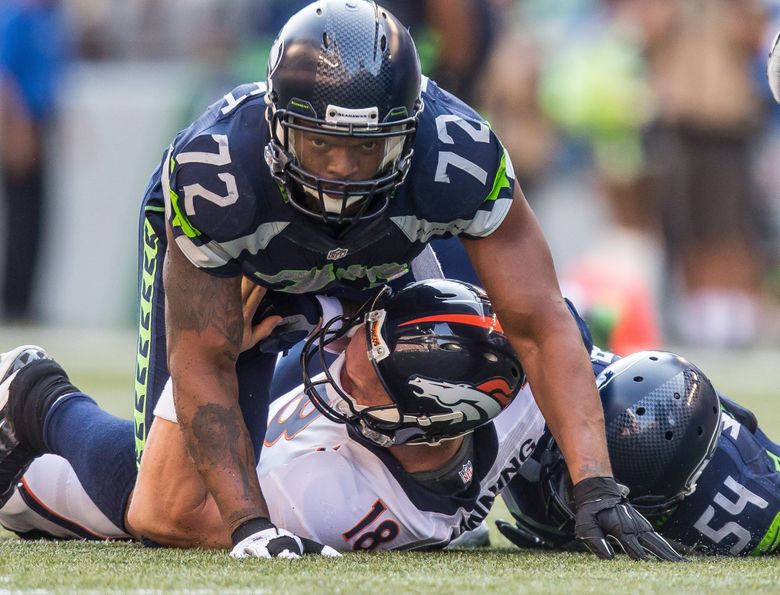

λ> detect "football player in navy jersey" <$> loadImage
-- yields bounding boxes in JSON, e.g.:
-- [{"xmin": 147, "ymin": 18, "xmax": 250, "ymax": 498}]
[
  {"xmin": 497, "ymin": 350, "xmax": 780, "ymax": 556},
  {"xmin": 0, "ymin": 0, "xmax": 674, "ymax": 561}
]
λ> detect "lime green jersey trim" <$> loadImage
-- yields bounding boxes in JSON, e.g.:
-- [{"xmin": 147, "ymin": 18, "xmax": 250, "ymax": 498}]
[
  {"xmin": 751, "ymin": 510, "xmax": 780, "ymax": 555},
  {"xmin": 484, "ymin": 149, "xmax": 511, "ymax": 203},
  {"xmin": 768, "ymin": 450, "xmax": 780, "ymax": 473},
  {"xmin": 276, "ymin": 182, "xmax": 290, "ymax": 204},
  {"xmin": 144, "ymin": 205, "xmax": 165, "ymax": 213},
  {"xmin": 167, "ymin": 156, "xmax": 201, "ymax": 239},
  {"xmin": 134, "ymin": 217, "xmax": 159, "ymax": 466}
]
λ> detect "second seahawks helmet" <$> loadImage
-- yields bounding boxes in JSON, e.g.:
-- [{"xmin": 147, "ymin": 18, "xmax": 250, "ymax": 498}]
[
  {"xmin": 532, "ymin": 351, "xmax": 722, "ymax": 523},
  {"xmin": 596, "ymin": 350, "xmax": 722, "ymax": 515}
]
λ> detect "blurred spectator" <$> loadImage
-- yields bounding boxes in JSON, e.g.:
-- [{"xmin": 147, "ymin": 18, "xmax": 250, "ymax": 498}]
[
  {"xmin": 632, "ymin": 0, "xmax": 768, "ymax": 347},
  {"xmin": 474, "ymin": 4, "xmax": 558, "ymax": 197},
  {"xmin": 536, "ymin": 1, "xmax": 654, "ymax": 225},
  {"xmin": 395, "ymin": 0, "xmax": 497, "ymax": 105},
  {"xmin": 0, "ymin": 0, "xmax": 69, "ymax": 322}
]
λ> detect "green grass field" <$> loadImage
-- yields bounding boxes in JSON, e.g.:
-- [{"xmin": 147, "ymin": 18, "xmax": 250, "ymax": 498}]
[
  {"xmin": 0, "ymin": 523, "xmax": 778, "ymax": 594},
  {"xmin": 0, "ymin": 328, "xmax": 778, "ymax": 592}
]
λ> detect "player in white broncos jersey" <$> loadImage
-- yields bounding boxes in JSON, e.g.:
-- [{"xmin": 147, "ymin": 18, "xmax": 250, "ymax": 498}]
[
  {"xmin": 0, "ymin": 377, "xmax": 541, "ymax": 550},
  {"xmin": 0, "ymin": 280, "xmax": 676, "ymax": 557}
]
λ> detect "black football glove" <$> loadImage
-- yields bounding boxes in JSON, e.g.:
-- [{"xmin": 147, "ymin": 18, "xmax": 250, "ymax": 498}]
[
  {"xmin": 230, "ymin": 518, "xmax": 340, "ymax": 560},
  {"xmin": 572, "ymin": 476, "xmax": 684, "ymax": 561},
  {"xmin": 495, "ymin": 519, "xmax": 557, "ymax": 550}
]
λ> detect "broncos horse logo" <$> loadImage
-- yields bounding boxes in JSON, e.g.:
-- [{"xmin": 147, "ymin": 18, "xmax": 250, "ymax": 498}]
[{"xmin": 407, "ymin": 377, "xmax": 514, "ymax": 422}]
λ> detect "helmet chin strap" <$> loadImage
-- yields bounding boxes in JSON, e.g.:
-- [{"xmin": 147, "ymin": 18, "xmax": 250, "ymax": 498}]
[
  {"xmin": 324, "ymin": 353, "xmax": 398, "ymax": 447},
  {"xmin": 334, "ymin": 400, "xmax": 395, "ymax": 447}
]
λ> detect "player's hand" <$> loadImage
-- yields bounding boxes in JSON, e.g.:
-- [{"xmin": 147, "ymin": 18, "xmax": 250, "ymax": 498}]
[
  {"xmin": 240, "ymin": 279, "xmax": 282, "ymax": 353},
  {"xmin": 253, "ymin": 293, "xmax": 324, "ymax": 354},
  {"xmin": 572, "ymin": 477, "xmax": 684, "ymax": 561},
  {"xmin": 230, "ymin": 518, "xmax": 341, "ymax": 560}
]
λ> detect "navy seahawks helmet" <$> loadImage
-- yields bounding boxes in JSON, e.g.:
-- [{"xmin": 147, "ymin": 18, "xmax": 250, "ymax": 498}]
[
  {"xmin": 597, "ymin": 351, "xmax": 722, "ymax": 515},
  {"xmin": 302, "ymin": 279, "xmax": 524, "ymax": 446},
  {"xmin": 264, "ymin": 0, "xmax": 423, "ymax": 224},
  {"xmin": 534, "ymin": 351, "xmax": 722, "ymax": 524}
]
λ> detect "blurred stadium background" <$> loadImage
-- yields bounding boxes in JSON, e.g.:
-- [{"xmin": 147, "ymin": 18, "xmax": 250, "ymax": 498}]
[{"xmin": 1, "ymin": 0, "xmax": 779, "ymax": 430}]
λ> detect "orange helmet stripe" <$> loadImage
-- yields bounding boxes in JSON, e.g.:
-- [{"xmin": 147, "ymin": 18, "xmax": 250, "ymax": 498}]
[{"xmin": 399, "ymin": 314, "xmax": 503, "ymax": 333}]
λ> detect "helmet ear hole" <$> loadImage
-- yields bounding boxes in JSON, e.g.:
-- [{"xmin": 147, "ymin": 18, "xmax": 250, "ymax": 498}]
[
  {"xmin": 636, "ymin": 406, "xmax": 646, "ymax": 416},
  {"xmin": 665, "ymin": 431, "xmax": 674, "ymax": 440},
  {"xmin": 633, "ymin": 376, "xmax": 643, "ymax": 382},
  {"xmin": 697, "ymin": 426, "xmax": 704, "ymax": 436}
]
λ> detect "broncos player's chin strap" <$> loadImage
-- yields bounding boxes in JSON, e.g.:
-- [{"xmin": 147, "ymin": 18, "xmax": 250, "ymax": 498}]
[{"xmin": 301, "ymin": 288, "xmax": 399, "ymax": 446}]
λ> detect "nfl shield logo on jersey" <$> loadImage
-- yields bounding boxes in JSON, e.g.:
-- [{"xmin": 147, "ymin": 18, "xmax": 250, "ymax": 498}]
[
  {"xmin": 327, "ymin": 247, "xmax": 349, "ymax": 260},
  {"xmin": 458, "ymin": 460, "xmax": 474, "ymax": 485}
]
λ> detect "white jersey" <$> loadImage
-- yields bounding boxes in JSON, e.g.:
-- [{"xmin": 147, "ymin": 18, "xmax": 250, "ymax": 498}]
[
  {"xmin": 0, "ymin": 454, "xmax": 127, "ymax": 540},
  {"xmin": 258, "ymin": 379, "xmax": 544, "ymax": 551},
  {"xmin": 0, "ymin": 376, "xmax": 544, "ymax": 550}
]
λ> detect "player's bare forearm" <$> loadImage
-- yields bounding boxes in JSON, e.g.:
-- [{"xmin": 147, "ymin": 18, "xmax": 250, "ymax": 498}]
[
  {"xmin": 163, "ymin": 233, "xmax": 268, "ymax": 534},
  {"xmin": 463, "ymin": 188, "xmax": 612, "ymax": 485},
  {"xmin": 502, "ymin": 300, "xmax": 612, "ymax": 483}
]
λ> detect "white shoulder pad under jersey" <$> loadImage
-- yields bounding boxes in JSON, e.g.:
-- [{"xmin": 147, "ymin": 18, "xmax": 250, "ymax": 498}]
[{"xmin": 258, "ymin": 378, "xmax": 545, "ymax": 551}]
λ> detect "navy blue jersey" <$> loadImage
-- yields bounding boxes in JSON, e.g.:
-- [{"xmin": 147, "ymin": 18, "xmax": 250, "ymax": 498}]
[
  {"xmin": 654, "ymin": 409, "xmax": 780, "ymax": 555},
  {"xmin": 501, "ymin": 352, "xmax": 780, "ymax": 556},
  {"xmin": 144, "ymin": 78, "xmax": 514, "ymax": 297}
]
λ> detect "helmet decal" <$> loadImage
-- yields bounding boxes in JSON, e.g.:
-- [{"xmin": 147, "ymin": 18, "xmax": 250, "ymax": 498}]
[
  {"xmin": 476, "ymin": 378, "xmax": 515, "ymax": 407},
  {"xmin": 325, "ymin": 104, "xmax": 380, "ymax": 129},
  {"xmin": 408, "ymin": 377, "xmax": 503, "ymax": 422},
  {"xmin": 267, "ymin": 38, "xmax": 284, "ymax": 80}
]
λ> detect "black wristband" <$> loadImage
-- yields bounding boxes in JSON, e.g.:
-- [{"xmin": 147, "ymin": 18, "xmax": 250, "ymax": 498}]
[
  {"xmin": 572, "ymin": 476, "xmax": 621, "ymax": 508},
  {"xmin": 231, "ymin": 517, "xmax": 275, "ymax": 547}
]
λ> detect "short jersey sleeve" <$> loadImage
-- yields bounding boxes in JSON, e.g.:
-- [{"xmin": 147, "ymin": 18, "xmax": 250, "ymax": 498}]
[
  {"xmin": 162, "ymin": 83, "xmax": 268, "ymax": 277},
  {"xmin": 393, "ymin": 78, "xmax": 515, "ymax": 243}
]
